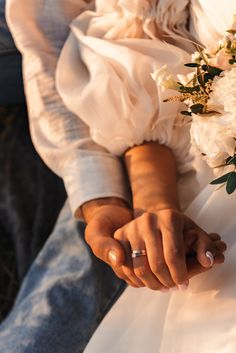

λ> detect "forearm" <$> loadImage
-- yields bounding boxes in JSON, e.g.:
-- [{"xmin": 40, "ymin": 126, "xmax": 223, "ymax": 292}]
[{"xmin": 124, "ymin": 142, "xmax": 180, "ymax": 213}]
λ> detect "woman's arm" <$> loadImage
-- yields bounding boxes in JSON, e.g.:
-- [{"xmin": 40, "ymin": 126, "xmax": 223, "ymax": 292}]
[
  {"xmin": 125, "ymin": 142, "xmax": 179, "ymax": 214},
  {"xmin": 112, "ymin": 142, "xmax": 225, "ymax": 290}
]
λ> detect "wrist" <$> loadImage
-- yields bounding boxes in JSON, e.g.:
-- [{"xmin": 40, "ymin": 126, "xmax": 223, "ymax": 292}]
[
  {"xmin": 133, "ymin": 201, "xmax": 180, "ymax": 217},
  {"xmin": 125, "ymin": 141, "xmax": 180, "ymax": 217},
  {"xmin": 80, "ymin": 197, "xmax": 131, "ymax": 223}
]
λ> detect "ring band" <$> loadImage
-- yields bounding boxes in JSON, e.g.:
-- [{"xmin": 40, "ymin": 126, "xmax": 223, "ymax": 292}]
[
  {"xmin": 206, "ymin": 250, "xmax": 214, "ymax": 267},
  {"xmin": 131, "ymin": 249, "xmax": 147, "ymax": 258}
]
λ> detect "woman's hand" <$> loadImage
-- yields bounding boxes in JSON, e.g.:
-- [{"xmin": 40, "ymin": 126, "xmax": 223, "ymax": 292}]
[{"xmin": 113, "ymin": 208, "xmax": 226, "ymax": 290}]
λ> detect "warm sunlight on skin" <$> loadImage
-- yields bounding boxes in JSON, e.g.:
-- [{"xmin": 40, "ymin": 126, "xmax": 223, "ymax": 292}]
[{"xmin": 83, "ymin": 142, "xmax": 226, "ymax": 292}]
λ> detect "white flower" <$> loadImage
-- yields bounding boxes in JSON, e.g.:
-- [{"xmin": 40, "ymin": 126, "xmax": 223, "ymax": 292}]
[
  {"xmin": 151, "ymin": 65, "xmax": 180, "ymax": 91},
  {"xmin": 190, "ymin": 113, "xmax": 235, "ymax": 168},
  {"xmin": 208, "ymin": 68, "xmax": 236, "ymax": 118},
  {"xmin": 229, "ymin": 14, "xmax": 236, "ymax": 31},
  {"xmin": 191, "ymin": 51, "xmax": 201, "ymax": 63},
  {"xmin": 177, "ymin": 71, "xmax": 196, "ymax": 86}
]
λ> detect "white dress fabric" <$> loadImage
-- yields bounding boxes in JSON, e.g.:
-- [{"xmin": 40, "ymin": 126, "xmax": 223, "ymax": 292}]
[
  {"xmin": 56, "ymin": 0, "xmax": 205, "ymax": 209},
  {"xmin": 56, "ymin": 1, "xmax": 236, "ymax": 352},
  {"xmin": 56, "ymin": 0, "xmax": 193, "ymax": 169}
]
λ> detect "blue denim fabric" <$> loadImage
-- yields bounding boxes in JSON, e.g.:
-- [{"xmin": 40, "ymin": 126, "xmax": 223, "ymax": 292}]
[
  {"xmin": 0, "ymin": 201, "xmax": 125, "ymax": 353},
  {"xmin": 0, "ymin": 0, "xmax": 25, "ymax": 105}
]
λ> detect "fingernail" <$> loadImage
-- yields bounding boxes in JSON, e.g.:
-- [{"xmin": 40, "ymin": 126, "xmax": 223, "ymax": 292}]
[
  {"xmin": 206, "ymin": 251, "xmax": 214, "ymax": 267},
  {"xmin": 108, "ymin": 250, "xmax": 117, "ymax": 265},
  {"xmin": 160, "ymin": 288, "xmax": 169, "ymax": 293},
  {"xmin": 178, "ymin": 282, "xmax": 189, "ymax": 291}
]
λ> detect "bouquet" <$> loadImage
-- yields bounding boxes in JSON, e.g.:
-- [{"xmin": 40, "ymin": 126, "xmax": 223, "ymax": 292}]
[{"xmin": 152, "ymin": 15, "xmax": 236, "ymax": 194}]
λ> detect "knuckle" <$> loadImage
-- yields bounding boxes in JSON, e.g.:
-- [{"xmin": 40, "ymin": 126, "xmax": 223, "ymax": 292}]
[
  {"xmin": 151, "ymin": 260, "xmax": 166, "ymax": 275},
  {"xmin": 134, "ymin": 266, "xmax": 147, "ymax": 279},
  {"xmin": 166, "ymin": 247, "xmax": 184, "ymax": 264},
  {"xmin": 163, "ymin": 210, "xmax": 181, "ymax": 230},
  {"xmin": 141, "ymin": 212, "xmax": 153, "ymax": 226}
]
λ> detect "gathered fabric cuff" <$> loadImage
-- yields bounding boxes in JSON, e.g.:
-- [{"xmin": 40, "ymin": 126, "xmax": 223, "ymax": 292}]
[{"xmin": 62, "ymin": 153, "xmax": 131, "ymax": 217}]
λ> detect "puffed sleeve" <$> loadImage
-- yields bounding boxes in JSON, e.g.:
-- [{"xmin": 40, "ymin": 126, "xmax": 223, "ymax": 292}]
[
  {"xmin": 57, "ymin": 0, "xmax": 195, "ymax": 175},
  {"xmin": 6, "ymin": 0, "xmax": 131, "ymax": 215}
]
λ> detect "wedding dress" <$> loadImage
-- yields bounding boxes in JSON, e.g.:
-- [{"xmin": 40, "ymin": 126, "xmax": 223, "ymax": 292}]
[{"xmin": 56, "ymin": 1, "xmax": 236, "ymax": 352}]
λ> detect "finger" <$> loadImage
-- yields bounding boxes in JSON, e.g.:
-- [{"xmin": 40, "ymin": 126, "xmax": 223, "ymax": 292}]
[
  {"xmin": 114, "ymin": 228, "xmax": 145, "ymax": 287},
  {"xmin": 132, "ymin": 254, "xmax": 165, "ymax": 291},
  {"xmin": 213, "ymin": 251, "xmax": 225, "ymax": 264},
  {"xmin": 126, "ymin": 280, "xmax": 139, "ymax": 288},
  {"xmin": 113, "ymin": 260, "xmax": 144, "ymax": 288},
  {"xmin": 208, "ymin": 233, "xmax": 221, "ymax": 241},
  {"xmin": 184, "ymin": 229, "xmax": 198, "ymax": 254},
  {"xmin": 85, "ymin": 222, "xmax": 126, "ymax": 267},
  {"xmin": 145, "ymin": 229, "xmax": 175, "ymax": 288},
  {"xmin": 192, "ymin": 229, "xmax": 217, "ymax": 268},
  {"xmin": 127, "ymin": 227, "xmax": 164, "ymax": 290},
  {"xmin": 214, "ymin": 240, "xmax": 227, "ymax": 253},
  {"xmin": 121, "ymin": 263, "xmax": 145, "ymax": 287},
  {"xmin": 112, "ymin": 265, "xmax": 133, "ymax": 283},
  {"xmin": 113, "ymin": 266, "xmax": 140, "ymax": 288},
  {"xmin": 187, "ymin": 251, "xmax": 225, "ymax": 278},
  {"xmin": 160, "ymin": 217, "xmax": 188, "ymax": 288}
]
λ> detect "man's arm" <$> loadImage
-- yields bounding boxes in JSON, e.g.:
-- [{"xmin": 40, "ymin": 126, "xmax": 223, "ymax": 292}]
[{"xmin": 6, "ymin": 0, "xmax": 131, "ymax": 215}]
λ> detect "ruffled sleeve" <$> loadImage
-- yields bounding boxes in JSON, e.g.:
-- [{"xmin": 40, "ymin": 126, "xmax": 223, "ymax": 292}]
[{"xmin": 56, "ymin": 0, "xmax": 194, "ymax": 174}]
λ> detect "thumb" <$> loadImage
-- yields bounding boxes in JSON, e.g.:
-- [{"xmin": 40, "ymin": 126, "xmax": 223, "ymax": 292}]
[
  {"xmin": 106, "ymin": 239, "xmax": 126, "ymax": 267},
  {"xmin": 94, "ymin": 237, "xmax": 126, "ymax": 267},
  {"xmin": 86, "ymin": 229, "xmax": 126, "ymax": 267}
]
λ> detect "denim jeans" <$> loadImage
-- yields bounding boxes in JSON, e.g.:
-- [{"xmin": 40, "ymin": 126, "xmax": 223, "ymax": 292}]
[
  {"xmin": 0, "ymin": 202, "xmax": 125, "ymax": 353},
  {"xmin": 0, "ymin": 0, "xmax": 25, "ymax": 105}
]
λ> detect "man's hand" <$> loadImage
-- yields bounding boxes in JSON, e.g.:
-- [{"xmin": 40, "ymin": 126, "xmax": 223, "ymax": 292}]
[{"xmin": 82, "ymin": 198, "xmax": 139, "ymax": 286}]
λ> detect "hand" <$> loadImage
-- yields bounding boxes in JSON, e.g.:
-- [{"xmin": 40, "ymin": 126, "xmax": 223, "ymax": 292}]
[
  {"xmin": 84, "ymin": 202, "xmax": 137, "ymax": 285},
  {"xmin": 113, "ymin": 208, "xmax": 226, "ymax": 290}
]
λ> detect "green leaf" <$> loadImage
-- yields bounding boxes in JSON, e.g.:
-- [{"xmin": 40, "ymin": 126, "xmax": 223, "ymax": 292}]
[
  {"xmin": 226, "ymin": 155, "xmax": 236, "ymax": 165},
  {"xmin": 190, "ymin": 104, "xmax": 204, "ymax": 114},
  {"xmin": 207, "ymin": 66, "xmax": 223, "ymax": 76},
  {"xmin": 210, "ymin": 172, "xmax": 232, "ymax": 185},
  {"xmin": 184, "ymin": 63, "xmax": 200, "ymax": 68},
  {"xmin": 204, "ymin": 73, "xmax": 213, "ymax": 84},
  {"xmin": 227, "ymin": 29, "xmax": 236, "ymax": 35},
  {"xmin": 226, "ymin": 172, "xmax": 236, "ymax": 194},
  {"xmin": 180, "ymin": 85, "xmax": 200, "ymax": 94}
]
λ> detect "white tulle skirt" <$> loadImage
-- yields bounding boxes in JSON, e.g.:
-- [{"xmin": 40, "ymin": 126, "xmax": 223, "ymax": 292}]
[{"xmin": 84, "ymin": 184, "xmax": 236, "ymax": 353}]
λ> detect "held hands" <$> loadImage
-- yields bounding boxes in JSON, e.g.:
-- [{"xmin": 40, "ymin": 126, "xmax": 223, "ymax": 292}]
[
  {"xmin": 84, "ymin": 201, "xmax": 226, "ymax": 291},
  {"xmin": 84, "ymin": 142, "xmax": 226, "ymax": 290},
  {"xmin": 113, "ymin": 208, "xmax": 226, "ymax": 290}
]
